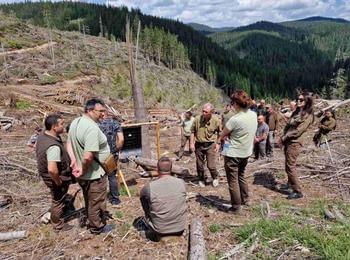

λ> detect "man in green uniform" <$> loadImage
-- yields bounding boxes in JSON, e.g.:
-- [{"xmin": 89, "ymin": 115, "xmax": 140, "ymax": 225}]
[
  {"xmin": 68, "ymin": 98, "xmax": 112, "ymax": 234},
  {"xmin": 190, "ymin": 103, "xmax": 221, "ymax": 187},
  {"xmin": 313, "ymin": 110, "xmax": 336, "ymax": 149},
  {"xmin": 222, "ymin": 103, "xmax": 235, "ymax": 127},
  {"xmin": 36, "ymin": 114, "xmax": 73, "ymax": 231},
  {"xmin": 177, "ymin": 111, "xmax": 194, "ymax": 161}
]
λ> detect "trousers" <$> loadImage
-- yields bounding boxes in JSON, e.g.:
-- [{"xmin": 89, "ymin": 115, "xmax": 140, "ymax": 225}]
[
  {"xmin": 224, "ymin": 156, "xmax": 249, "ymax": 210},
  {"xmin": 284, "ymin": 142, "xmax": 302, "ymax": 193},
  {"xmin": 195, "ymin": 142, "xmax": 218, "ymax": 181}
]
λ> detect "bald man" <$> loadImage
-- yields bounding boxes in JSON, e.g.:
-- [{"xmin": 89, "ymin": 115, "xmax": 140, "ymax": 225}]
[
  {"xmin": 190, "ymin": 103, "xmax": 221, "ymax": 187},
  {"xmin": 254, "ymin": 115, "xmax": 269, "ymax": 159},
  {"xmin": 140, "ymin": 157, "xmax": 187, "ymax": 241}
]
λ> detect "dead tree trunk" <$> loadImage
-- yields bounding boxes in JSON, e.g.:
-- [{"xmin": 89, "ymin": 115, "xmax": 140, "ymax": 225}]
[
  {"xmin": 132, "ymin": 156, "xmax": 190, "ymax": 175},
  {"xmin": 125, "ymin": 17, "xmax": 150, "ymax": 158},
  {"xmin": 189, "ymin": 218, "xmax": 207, "ymax": 260}
]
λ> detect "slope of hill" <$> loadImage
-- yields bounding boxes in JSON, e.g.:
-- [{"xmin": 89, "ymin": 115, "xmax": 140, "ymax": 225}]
[
  {"xmin": 188, "ymin": 22, "xmax": 234, "ymax": 34},
  {"xmin": 0, "ymin": 13, "xmax": 223, "ymax": 109},
  {"xmin": 296, "ymin": 16, "xmax": 349, "ymax": 23},
  {"xmin": 0, "ymin": 1, "xmax": 321, "ymax": 99}
]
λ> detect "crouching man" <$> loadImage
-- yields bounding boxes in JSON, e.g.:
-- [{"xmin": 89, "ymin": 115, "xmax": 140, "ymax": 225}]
[
  {"xmin": 139, "ymin": 157, "xmax": 187, "ymax": 241},
  {"xmin": 36, "ymin": 114, "xmax": 73, "ymax": 232}
]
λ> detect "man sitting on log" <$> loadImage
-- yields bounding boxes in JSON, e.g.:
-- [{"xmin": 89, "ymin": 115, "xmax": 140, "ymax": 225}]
[
  {"xmin": 36, "ymin": 114, "xmax": 73, "ymax": 232},
  {"xmin": 139, "ymin": 157, "xmax": 187, "ymax": 241}
]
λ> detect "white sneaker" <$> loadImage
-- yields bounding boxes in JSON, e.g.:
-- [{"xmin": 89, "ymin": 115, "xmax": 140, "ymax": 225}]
[
  {"xmin": 212, "ymin": 179, "xmax": 219, "ymax": 187},
  {"xmin": 198, "ymin": 181, "xmax": 205, "ymax": 187}
]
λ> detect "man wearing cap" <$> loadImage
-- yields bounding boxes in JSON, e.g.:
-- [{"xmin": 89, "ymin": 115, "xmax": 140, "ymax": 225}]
[
  {"xmin": 190, "ymin": 103, "xmax": 221, "ymax": 187},
  {"xmin": 139, "ymin": 157, "xmax": 187, "ymax": 241}
]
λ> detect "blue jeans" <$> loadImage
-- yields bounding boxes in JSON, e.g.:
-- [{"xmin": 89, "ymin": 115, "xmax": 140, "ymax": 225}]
[{"xmin": 108, "ymin": 171, "xmax": 120, "ymax": 204}]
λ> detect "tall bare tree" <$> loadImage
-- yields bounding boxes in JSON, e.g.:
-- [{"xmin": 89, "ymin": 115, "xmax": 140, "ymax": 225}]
[{"xmin": 125, "ymin": 17, "xmax": 150, "ymax": 158}]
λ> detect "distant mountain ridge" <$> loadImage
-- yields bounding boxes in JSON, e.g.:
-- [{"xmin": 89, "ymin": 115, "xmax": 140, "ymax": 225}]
[
  {"xmin": 187, "ymin": 22, "xmax": 234, "ymax": 34},
  {"xmin": 295, "ymin": 16, "xmax": 349, "ymax": 23}
]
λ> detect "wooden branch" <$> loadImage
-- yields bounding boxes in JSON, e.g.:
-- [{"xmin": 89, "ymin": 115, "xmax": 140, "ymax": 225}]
[
  {"xmin": 0, "ymin": 161, "xmax": 37, "ymax": 176},
  {"xmin": 219, "ymin": 232, "xmax": 257, "ymax": 260},
  {"xmin": 189, "ymin": 218, "xmax": 207, "ymax": 260},
  {"xmin": 131, "ymin": 156, "xmax": 190, "ymax": 176},
  {"xmin": 0, "ymin": 231, "xmax": 27, "ymax": 241},
  {"xmin": 197, "ymin": 193, "xmax": 231, "ymax": 210}
]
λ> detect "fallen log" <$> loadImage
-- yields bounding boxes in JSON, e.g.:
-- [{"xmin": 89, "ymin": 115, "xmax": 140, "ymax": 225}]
[
  {"xmin": 316, "ymin": 99, "xmax": 350, "ymax": 116},
  {"xmin": 197, "ymin": 193, "xmax": 231, "ymax": 210},
  {"xmin": 131, "ymin": 156, "xmax": 190, "ymax": 176},
  {"xmin": 0, "ymin": 230, "xmax": 27, "ymax": 241},
  {"xmin": 189, "ymin": 218, "xmax": 207, "ymax": 260}
]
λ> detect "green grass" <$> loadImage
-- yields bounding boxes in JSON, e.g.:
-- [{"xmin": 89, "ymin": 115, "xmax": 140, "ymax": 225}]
[
  {"xmin": 16, "ymin": 100, "xmax": 31, "ymax": 109},
  {"xmin": 208, "ymin": 223, "xmax": 222, "ymax": 233},
  {"xmin": 233, "ymin": 199, "xmax": 350, "ymax": 259},
  {"xmin": 119, "ymin": 185, "xmax": 137, "ymax": 197},
  {"xmin": 114, "ymin": 211, "xmax": 124, "ymax": 219}
]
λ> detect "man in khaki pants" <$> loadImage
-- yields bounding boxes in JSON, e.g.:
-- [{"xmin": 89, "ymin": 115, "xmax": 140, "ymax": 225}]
[{"xmin": 190, "ymin": 103, "xmax": 221, "ymax": 187}]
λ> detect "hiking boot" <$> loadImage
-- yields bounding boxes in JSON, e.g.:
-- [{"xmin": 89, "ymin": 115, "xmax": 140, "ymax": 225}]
[
  {"xmin": 242, "ymin": 200, "xmax": 251, "ymax": 207},
  {"xmin": 212, "ymin": 179, "xmax": 219, "ymax": 187},
  {"xmin": 198, "ymin": 181, "xmax": 205, "ymax": 188},
  {"xmin": 228, "ymin": 207, "xmax": 241, "ymax": 215},
  {"xmin": 55, "ymin": 223, "xmax": 73, "ymax": 232},
  {"xmin": 110, "ymin": 198, "xmax": 121, "ymax": 208},
  {"xmin": 287, "ymin": 192, "xmax": 303, "ymax": 200},
  {"xmin": 90, "ymin": 224, "xmax": 115, "ymax": 235}
]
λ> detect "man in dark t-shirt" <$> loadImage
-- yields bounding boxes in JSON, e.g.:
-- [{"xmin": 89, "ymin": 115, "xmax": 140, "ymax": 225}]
[{"xmin": 99, "ymin": 112, "xmax": 124, "ymax": 206}]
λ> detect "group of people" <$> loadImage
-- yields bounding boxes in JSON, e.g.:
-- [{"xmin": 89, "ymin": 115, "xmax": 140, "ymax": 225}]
[
  {"xmin": 36, "ymin": 98, "xmax": 125, "ymax": 233},
  {"xmin": 34, "ymin": 90, "xmax": 336, "ymax": 239}
]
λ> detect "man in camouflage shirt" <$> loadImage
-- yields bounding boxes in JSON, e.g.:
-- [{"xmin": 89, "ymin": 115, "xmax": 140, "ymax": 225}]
[{"xmin": 99, "ymin": 111, "xmax": 124, "ymax": 206}]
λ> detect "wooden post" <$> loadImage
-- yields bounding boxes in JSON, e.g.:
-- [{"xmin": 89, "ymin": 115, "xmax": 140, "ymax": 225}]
[
  {"xmin": 156, "ymin": 122, "xmax": 161, "ymax": 159},
  {"xmin": 118, "ymin": 169, "xmax": 131, "ymax": 198},
  {"xmin": 189, "ymin": 218, "xmax": 207, "ymax": 260}
]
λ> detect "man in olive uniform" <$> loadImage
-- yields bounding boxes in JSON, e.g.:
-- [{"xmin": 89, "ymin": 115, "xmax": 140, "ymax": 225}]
[
  {"xmin": 222, "ymin": 103, "xmax": 235, "ymax": 127},
  {"xmin": 190, "ymin": 103, "xmax": 221, "ymax": 187},
  {"xmin": 177, "ymin": 111, "xmax": 194, "ymax": 161},
  {"xmin": 313, "ymin": 110, "xmax": 336, "ymax": 149}
]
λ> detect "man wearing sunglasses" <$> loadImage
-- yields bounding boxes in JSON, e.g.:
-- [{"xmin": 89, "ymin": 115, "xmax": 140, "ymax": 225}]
[{"xmin": 68, "ymin": 98, "xmax": 112, "ymax": 234}]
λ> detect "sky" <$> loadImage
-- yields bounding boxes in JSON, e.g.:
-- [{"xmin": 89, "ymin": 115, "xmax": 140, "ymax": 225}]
[{"xmin": 0, "ymin": 0, "xmax": 349, "ymax": 27}]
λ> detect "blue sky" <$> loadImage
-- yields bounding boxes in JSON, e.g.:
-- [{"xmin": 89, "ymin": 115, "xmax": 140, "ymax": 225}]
[{"xmin": 0, "ymin": 0, "xmax": 349, "ymax": 27}]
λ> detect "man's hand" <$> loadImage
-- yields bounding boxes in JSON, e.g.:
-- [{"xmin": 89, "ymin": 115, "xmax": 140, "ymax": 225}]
[
  {"xmin": 214, "ymin": 143, "xmax": 221, "ymax": 153},
  {"xmin": 190, "ymin": 143, "xmax": 195, "ymax": 152}
]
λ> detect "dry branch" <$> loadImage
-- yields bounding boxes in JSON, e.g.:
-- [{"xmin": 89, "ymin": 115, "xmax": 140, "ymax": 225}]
[
  {"xmin": 189, "ymin": 218, "xmax": 207, "ymax": 260},
  {"xmin": 0, "ymin": 230, "xmax": 27, "ymax": 241}
]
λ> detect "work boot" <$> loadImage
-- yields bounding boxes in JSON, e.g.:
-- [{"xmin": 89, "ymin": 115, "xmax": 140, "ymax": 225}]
[
  {"xmin": 228, "ymin": 206, "xmax": 241, "ymax": 215},
  {"xmin": 55, "ymin": 223, "xmax": 73, "ymax": 232},
  {"xmin": 90, "ymin": 224, "xmax": 115, "ymax": 235},
  {"xmin": 212, "ymin": 179, "xmax": 219, "ymax": 187},
  {"xmin": 287, "ymin": 192, "xmax": 303, "ymax": 200}
]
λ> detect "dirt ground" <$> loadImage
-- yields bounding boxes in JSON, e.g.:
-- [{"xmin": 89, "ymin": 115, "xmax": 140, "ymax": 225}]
[{"xmin": 1, "ymin": 88, "xmax": 350, "ymax": 259}]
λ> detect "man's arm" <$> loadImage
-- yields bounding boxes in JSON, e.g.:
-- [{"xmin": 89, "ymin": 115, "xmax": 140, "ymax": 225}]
[
  {"xmin": 47, "ymin": 161, "xmax": 62, "ymax": 186},
  {"xmin": 82, "ymin": 151, "xmax": 94, "ymax": 175},
  {"xmin": 116, "ymin": 132, "xmax": 124, "ymax": 151}
]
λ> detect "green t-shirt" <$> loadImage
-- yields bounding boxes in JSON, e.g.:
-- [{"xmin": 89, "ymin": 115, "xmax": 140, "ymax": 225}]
[
  {"xmin": 182, "ymin": 117, "xmax": 194, "ymax": 137},
  {"xmin": 46, "ymin": 145, "xmax": 61, "ymax": 162},
  {"xmin": 68, "ymin": 115, "xmax": 110, "ymax": 180},
  {"xmin": 222, "ymin": 109, "xmax": 257, "ymax": 158},
  {"xmin": 191, "ymin": 115, "xmax": 221, "ymax": 143}
]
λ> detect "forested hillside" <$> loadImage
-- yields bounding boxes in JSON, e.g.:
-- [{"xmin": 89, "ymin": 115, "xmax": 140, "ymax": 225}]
[
  {"xmin": 210, "ymin": 17, "xmax": 350, "ymax": 98},
  {"xmin": 0, "ymin": 1, "xmax": 330, "ymax": 98}
]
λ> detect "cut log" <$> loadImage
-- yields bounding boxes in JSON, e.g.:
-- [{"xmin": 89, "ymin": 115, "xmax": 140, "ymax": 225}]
[
  {"xmin": 131, "ymin": 156, "xmax": 190, "ymax": 176},
  {"xmin": 0, "ymin": 231, "xmax": 27, "ymax": 241},
  {"xmin": 189, "ymin": 218, "xmax": 207, "ymax": 260}
]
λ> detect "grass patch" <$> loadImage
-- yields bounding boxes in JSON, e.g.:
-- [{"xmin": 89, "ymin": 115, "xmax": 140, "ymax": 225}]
[
  {"xmin": 114, "ymin": 211, "xmax": 124, "ymax": 219},
  {"xmin": 16, "ymin": 100, "xmax": 31, "ymax": 109},
  {"xmin": 119, "ymin": 185, "xmax": 137, "ymax": 197},
  {"xmin": 208, "ymin": 223, "xmax": 222, "ymax": 233},
  {"xmin": 234, "ymin": 201, "xmax": 350, "ymax": 259}
]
